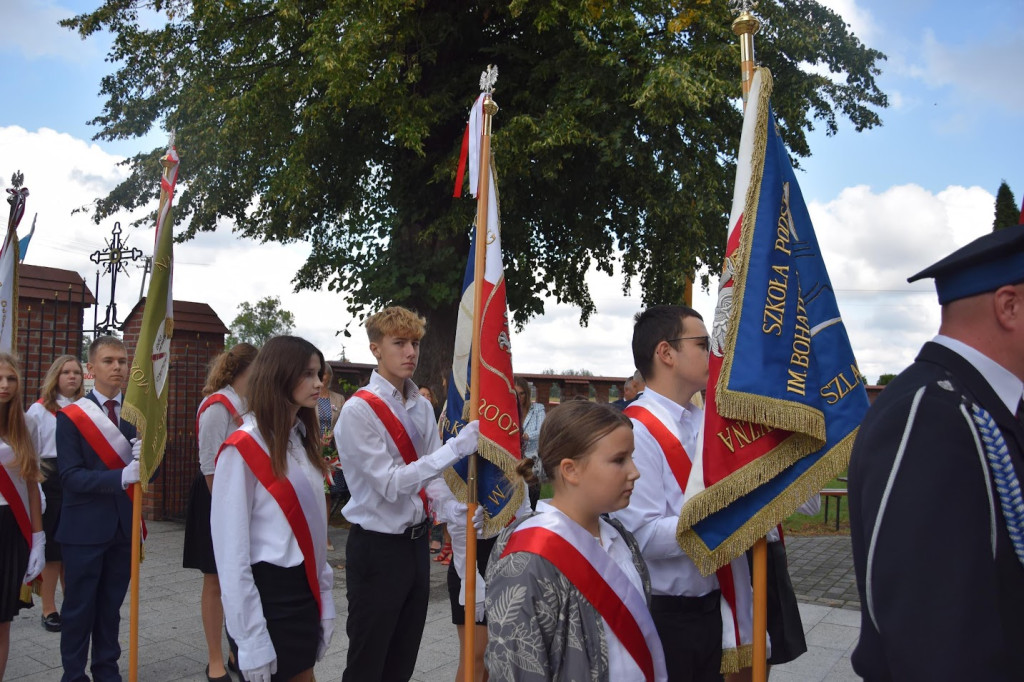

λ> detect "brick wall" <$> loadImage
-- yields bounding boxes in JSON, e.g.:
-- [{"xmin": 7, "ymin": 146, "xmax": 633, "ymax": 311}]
[{"xmin": 122, "ymin": 301, "xmax": 227, "ymax": 521}]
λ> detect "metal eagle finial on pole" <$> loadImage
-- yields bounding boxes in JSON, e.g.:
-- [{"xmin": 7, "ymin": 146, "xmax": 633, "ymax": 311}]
[{"xmin": 730, "ymin": 0, "xmax": 761, "ymax": 105}]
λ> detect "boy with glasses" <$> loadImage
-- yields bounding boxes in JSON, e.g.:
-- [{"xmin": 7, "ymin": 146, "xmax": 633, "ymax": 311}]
[{"xmin": 613, "ymin": 304, "xmax": 724, "ymax": 682}]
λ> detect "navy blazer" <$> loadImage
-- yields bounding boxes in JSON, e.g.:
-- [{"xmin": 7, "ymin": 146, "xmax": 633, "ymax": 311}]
[
  {"xmin": 55, "ymin": 392, "xmax": 137, "ymax": 545},
  {"xmin": 849, "ymin": 342, "xmax": 1024, "ymax": 681}
]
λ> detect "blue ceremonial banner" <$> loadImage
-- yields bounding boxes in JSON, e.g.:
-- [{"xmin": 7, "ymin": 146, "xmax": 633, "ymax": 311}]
[{"xmin": 678, "ymin": 68, "xmax": 870, "ymax": 573}]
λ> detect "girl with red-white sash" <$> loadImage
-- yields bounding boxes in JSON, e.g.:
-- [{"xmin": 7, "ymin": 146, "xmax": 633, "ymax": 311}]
[
  {"xmin": 183, "ymin": 342, "xmax": 257, "ymax": 682},
  {"xmin": 485, "ymin": 401, "xmax": 667, "ymax": 682},
  {"xmin": 0, "ymin": 353, "xmax": 46, "ymax": 679},
  {"xmin": 211, "ymin": 337, "xmax": 333, "ymax": 682},
  {"xmin": 25, "ymin": 354, "xmax": 84, "ymax": 634}
]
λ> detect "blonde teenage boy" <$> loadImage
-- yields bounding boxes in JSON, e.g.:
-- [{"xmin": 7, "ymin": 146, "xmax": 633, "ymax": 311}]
[{"xmin": 335, "ymin": 307, "xmax": 479, "ymax": 682}]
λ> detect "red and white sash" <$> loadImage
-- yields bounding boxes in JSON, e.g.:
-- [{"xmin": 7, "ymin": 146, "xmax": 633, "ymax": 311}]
[
  {"xmin": 218, "ymin": 426, "xmax": 328, "ymax": 616},
  {"xmin": 502, "ymin": 511, "xmax": 667, "ymax": 682},
  {"xmin": 353, "ymin": 388, "xmax": 430, "ymax": 515},
  {"xmin": 195, "ymin": 390, "xmax": 243, "ymax": 438},
  {"xmin": 0, "ymin": 442, "xmax": 33, "ymax": 551},
  {"xmin": 62, "ymin": 397, "xmax": 148, "ymax": 540},
  {"xmin": 625, "ymin": 400, "xmax": 755, "ymax": 668}
]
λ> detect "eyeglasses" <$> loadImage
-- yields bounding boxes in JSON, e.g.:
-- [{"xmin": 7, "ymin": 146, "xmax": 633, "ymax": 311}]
[{"xmin": 667, "ymin": 335, "xmax": 710, "ymax": 351}]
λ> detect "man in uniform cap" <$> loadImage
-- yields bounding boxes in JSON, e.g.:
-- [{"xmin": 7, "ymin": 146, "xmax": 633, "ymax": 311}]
[{"xmin": 849, "ymin": 227, "xmax": 1024, "ymax": 680}]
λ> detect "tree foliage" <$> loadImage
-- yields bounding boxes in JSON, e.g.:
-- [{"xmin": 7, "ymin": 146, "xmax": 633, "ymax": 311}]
[
  {"xmin": 993, "ymin": 180, "xmax": 1020, "ymax": 231},
  {"xmin": 877, "ymin": 373, "xmax": 896, "ymax": 386},
  {"xmin": 63, "ymin": 0, "xmax": 886, "ymax": 385},
  {"xmin": 226, "ymin": 296, "xmax": 295, "ymax": 349}
]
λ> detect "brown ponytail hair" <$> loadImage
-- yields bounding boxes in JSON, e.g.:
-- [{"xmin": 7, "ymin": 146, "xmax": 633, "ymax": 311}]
[{"xmin": 202, "ymin": 343, "xmax": 259, "ymax": 397}]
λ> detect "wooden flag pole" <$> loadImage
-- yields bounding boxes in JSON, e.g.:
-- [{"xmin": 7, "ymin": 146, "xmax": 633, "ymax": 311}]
[
  {"xmin": 732, "ymin": 6, "xmax": 766, "ymax": 682},
  {"xmin": 465, "ymin": 74, "xmax": 498, "ymax": 682},
  {"xmin": 129, "ymin": 483, "xmax": 143, "ymax": 681}
]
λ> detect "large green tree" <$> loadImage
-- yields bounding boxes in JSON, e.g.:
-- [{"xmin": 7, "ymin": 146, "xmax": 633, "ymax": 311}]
[
  {"xmin": 63, "ymin": 0, "xmax": 886, "ymax": 386},
  {"xmin": 226, "ymin": 296, "xmax": 296, "ymax": 349}
]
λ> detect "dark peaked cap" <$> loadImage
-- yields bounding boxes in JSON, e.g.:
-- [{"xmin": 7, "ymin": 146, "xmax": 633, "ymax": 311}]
[{"xmin": 908, "ymin": 226, "xmax": 1024, "ymax": 305}]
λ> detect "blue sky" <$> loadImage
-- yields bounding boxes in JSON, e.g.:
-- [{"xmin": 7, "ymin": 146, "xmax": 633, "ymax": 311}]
[{"xmin": 1, "ymin": 0, "xmax": 1022, "ymax": 381}]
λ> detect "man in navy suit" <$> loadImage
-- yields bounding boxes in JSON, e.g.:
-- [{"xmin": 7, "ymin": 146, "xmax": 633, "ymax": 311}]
[
  {"xmin": 56, "ymin": 336, "xmax": 141, "ymax": 682},
  {"xmin": 849, "ymin": 228, "xmax": 1024, "ymax": 680}
]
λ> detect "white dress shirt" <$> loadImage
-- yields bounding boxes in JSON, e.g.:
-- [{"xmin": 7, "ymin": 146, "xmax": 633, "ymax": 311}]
[
  {"xmin": 612, "ymin": 387, "xmax": 718, "ymax": 597},
  {"xmin": 26, "ymin": 395, "xmax": 73, "ymax": 459},
  {"xmin": 334, "ymin": 370, "xmax": 460, "ymax": 533},
  {"xmin": 536, "ymin": 500, "xmax": 647, "ymax": 681},
  {"xmin": 934, "ymin": 335, "xmax": 1024, "ymax": 414},
  {"xmin": 90, "ymin": 388, "xmax": 121, "ymax": 420},
  {"xmin": 197, "ymin": 386, "xmax": 245, "ymax": 476},
  {"xmin": 211, "ymin": 417, "xmax": 335, "ymax": 670}
]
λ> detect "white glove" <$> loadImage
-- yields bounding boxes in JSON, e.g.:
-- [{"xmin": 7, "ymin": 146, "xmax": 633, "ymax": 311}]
[
  {"xmin": 450, "ymin": 420, "xmax": 480, "ymax": 458},
  {"xmin": 242, "ymin": 660, "xmax": 277, "ymax": 682},
  {"xmin": 24, "ymin": 531, "xmax": 45, "ymax": 583},
  {"xmin": 317, "ymin": 617, "xmax": 335, "ymax": 661},
  {"xmin": 475, "ymin": 600, "xmax": 486, "ymax": 623},
  {"xmin": 131, "ymin": 437, "xmax": 142, "ymax": 461},
  {"xmin": 121, "ymin": 459, "xmax": 141, "ymax": 488},
  {"xmin": 442, "ymin": 500, "xmax": 484, "ymax": 536}
]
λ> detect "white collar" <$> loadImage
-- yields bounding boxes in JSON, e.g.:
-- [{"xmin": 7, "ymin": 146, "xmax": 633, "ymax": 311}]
[
  {"xmin": 91, "ymin": 388, "xmax": 121, "ymax": 405},
  {"xmin": 933, "ymin": 335, "xmax": 1024, "ymax": 414},
  {"xmin": 638, "ymin": 386, "xmax": 699, "ymax": 425},
  {"xmin": 369, "ymin": 369, "xmax": 421, "ymax": 403}
]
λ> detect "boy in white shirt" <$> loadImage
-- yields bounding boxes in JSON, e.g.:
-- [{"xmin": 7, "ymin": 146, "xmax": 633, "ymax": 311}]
[{"xmin": 335, "ymin": 306, "xmax": 479, "ymax": 682}]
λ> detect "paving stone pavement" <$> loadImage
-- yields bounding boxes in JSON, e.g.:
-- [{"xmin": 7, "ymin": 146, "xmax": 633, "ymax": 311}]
[
  {"xmin": 6, "ymin": 523, "xmax": 862, "ymax": 681},
  {"xmin": 785, "ymin": 536, "xmax": 860, "ymax": 612}
]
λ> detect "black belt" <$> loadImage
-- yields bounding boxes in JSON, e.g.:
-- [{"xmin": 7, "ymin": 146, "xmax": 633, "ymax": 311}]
[
  {"xmin": 353, "ymin": 520, "xmax": 430, "ymax": 541},
  {"xmin": 650, "ymin": 589, "xmax": 721, "ymax": 615}
]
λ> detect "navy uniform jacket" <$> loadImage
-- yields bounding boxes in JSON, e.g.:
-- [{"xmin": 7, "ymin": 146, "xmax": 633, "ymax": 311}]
[
  {"xmin": 55, "ymin": 393, "xmax": 137, "ymax": 546},
  {"xmin": 849, "ymin": 342, "xmax": 1024, "ymax": 681}
]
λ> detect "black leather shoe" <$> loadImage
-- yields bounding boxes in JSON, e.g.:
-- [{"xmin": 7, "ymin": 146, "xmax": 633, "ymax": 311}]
[
  {"xmin": 206, "ymin": 665, "xmax": 231, "ymax": 682},
  {"xmin": 227, "ymin": 656, "xmax": 239, "ymax": 674},
  {"xmin": 41, "ymin": 612, "xmax": 61, "ymax": 632}
]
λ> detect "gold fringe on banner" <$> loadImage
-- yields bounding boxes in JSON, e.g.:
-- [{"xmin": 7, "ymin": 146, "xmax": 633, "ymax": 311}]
[
  {"xmin": 677, "ymin": 429, "xmax": 816, "ymax": 531},
  {"xmin": 119, "ymin": 402, "xmax": 168, "ymax": 495},
  {"xmin": 720, "ymin": 643, "xmax": 754, "ymax": 674},
  {"xmin": 677, "ymin": 428, "xmax": 857, "ymax": 576},
  {"xmin": 442, "ymin": 436, "xmax": 525, "ymax": 537}
]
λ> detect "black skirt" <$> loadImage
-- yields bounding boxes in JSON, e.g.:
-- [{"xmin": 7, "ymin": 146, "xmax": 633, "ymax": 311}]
[
  {"xmin": 0, "ymin": 506, "xmax": 30, "ymax": 623},
  {"xmin": 39, "ymin": 458, "xmax": 62, "ymax": 562},
  {"xmin": 182, "ymin": 473, "xmax": 217, "ymax": 574},
  {"xmin": 447, "ymin": 536, "xmax": 497, "ymax": 625},
  {"xmin": 251, "ymin": 562, "xmax": 319, "ymax": 680}
]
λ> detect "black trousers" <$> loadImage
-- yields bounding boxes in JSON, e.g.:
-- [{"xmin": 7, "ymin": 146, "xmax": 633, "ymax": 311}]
[
  {"xmin": 650, "ymin": 590, "xmax": 724, "ymax": 682},
  {"xmin": 343, "ymin": 524, "xmax": 430, "ymax": 682}
]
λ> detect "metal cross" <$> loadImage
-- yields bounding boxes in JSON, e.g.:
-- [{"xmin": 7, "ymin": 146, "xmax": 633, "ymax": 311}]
[{"xmin": 90, "ymin": 221, "xmax": 143, "ymax": 334}]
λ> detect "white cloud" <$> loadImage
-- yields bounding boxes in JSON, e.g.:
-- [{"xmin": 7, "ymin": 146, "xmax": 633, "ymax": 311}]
[
  {"xmin": 914, "ymin": 28, "xmax": 1024, "ymax": 113},
  {"xmin": 0, "ymin": 124, "xmax": 361, "ymax": 363},
  {"xmin": 1, "ymin": 124, "xmax": 1001, "ymax": 387},
  {"xmin": 0, "ymin": 0, "xmax": 102, "ymax": 61},
  {"xmin": 814, "ymin": 0, "xmax": 877, "ymax": 44},
  {"xmin": 808, "ymin": 183, "xmax": 995, "ymax": 381}
]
